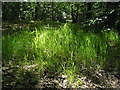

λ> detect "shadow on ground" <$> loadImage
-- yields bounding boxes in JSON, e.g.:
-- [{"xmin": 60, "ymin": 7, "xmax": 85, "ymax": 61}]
[{"xmin": 2, "ymin": 65, "xmax": 38, "ymax": 88}]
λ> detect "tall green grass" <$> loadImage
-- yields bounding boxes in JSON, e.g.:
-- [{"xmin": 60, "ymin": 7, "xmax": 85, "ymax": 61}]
[{"xmin": 3, "ymin": 23, "xmax": 120, "ymax": 81}]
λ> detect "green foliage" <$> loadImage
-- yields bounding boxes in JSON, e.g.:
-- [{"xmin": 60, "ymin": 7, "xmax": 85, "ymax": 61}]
[
  {"xmin": 3, "ymin": 23, "xmax": 120, "ymax": 88},
  {"xmin": 3, "ymin": 23, "xmax": 120, "ymax": 71},
  {"xmin": 2, "ymin": 2, "xmax": 120, "ymax": 88}
]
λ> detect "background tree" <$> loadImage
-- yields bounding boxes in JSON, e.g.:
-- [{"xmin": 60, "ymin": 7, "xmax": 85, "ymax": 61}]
[
  {"xmin": 2, "ymin": 2, "xmax": 120, "ymax": 34},
  {"xmin": 86, "ymin": 2, "xmax": 92, "ymax": 19}
]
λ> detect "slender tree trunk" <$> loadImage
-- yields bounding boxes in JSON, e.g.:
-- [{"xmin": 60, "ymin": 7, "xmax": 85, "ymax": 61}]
[
  {"xmin": 51, "ymin": 2, "xmax": 54, "ymax": 21},
  {"xmin": 86, "ymin": 2, "xmax": 92, "ymax": 19},
  {"xmin": 71, "ymin": 5, "xmax": 75, "ymax": 23},
  {"xmin": 75, "ymin": 4, "xmax": 79, "ymax": 23},
  {"xmin": 71, "ymin": 4, "xmax": 79, "ymax": 23},
  {"xmin": 35, "ymin": 2, "xmax": 39, "ymax": 20}
]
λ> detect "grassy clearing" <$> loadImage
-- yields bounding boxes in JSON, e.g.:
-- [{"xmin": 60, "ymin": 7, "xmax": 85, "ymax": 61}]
[{"xmin": 2, "ymin": 23, "xmax": 120, "ymax": 87}]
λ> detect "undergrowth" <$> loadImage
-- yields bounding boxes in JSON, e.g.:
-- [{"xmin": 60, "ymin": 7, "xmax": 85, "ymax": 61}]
[{"xmin": 2, "ymin": 23, "xmax": 120, "ymax": 86}]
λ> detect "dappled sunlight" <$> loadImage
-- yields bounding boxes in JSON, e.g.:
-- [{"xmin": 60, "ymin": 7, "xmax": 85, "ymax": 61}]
[
  {"xmin": 2, "ymin": 1, "xmax": 120, "ymax": 88},
  {"xmin": 3, "ymin": 23, "xmax": 120, "ymax": 88}
]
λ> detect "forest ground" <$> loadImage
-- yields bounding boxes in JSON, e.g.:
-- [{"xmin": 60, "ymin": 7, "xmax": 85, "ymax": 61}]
[{"xmin": 2, "ymin": 21, "xmax": 120, "ymax": 89}]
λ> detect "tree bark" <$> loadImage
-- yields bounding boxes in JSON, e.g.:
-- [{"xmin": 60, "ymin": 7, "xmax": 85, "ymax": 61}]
[
  {"xmin": 35, "ymin": 2, "xmax": 39, "ymax": 20},
  {"xmin": 71, "ymin": 4, "xmax": 79, "ymax": 23},
  {"xmin": 86, "ymin": 2, "xmax": 92, "ymax": 19}
]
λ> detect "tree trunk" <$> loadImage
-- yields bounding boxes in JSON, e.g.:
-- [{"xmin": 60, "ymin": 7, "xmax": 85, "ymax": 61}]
[
  {"xmin": 35, "ymin": 2, "xmax": 39, "ymax": 20},
  {"xmin": 51, "ymin": 2, "xmax": 54, "ymax": 21},
  {"xmin": 71, "ymin": 4, "xmax": 79, "ymax": 23},
  {"xmin": 71, "ymin": 5, "xmax": 75, "ymax": 23},
  {"xmin": 86, "ymin": 2, "xmax": 92, "ymax": 19}
]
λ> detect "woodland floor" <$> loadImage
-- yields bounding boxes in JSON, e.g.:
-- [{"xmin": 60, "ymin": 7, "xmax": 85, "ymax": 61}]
[
  {"xmin": 2, "ymin": 63, "xmax": 120, "ymax": 88},
  {"xmin": 2, "ymin": 21, "xmax": 120, "ymax": 89}
]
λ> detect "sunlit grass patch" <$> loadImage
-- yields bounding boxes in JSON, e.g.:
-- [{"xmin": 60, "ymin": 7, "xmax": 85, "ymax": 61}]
[{"xmin": 2, "ymin": 23, "xmax": 120, "ymax": 88}]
